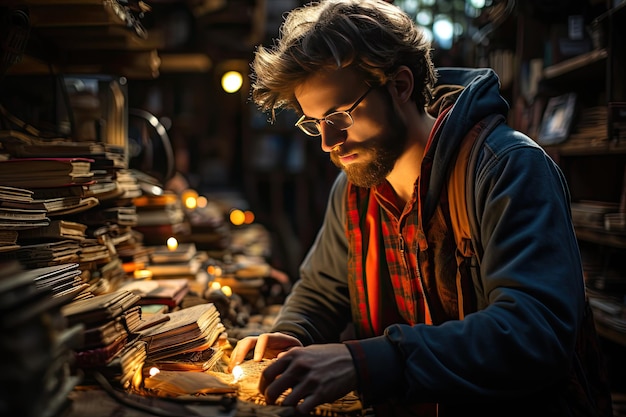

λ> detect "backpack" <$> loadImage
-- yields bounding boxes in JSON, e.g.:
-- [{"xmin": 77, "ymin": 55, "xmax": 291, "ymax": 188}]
[{"xmin": 446, "ymin": 115, "xmax": 613, "ymax": 417}]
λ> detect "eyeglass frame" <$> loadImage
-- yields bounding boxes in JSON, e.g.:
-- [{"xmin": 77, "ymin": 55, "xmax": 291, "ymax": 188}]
[{"xmin": 294, "ymin": 86, "xmax": 374, "ymax": 137}]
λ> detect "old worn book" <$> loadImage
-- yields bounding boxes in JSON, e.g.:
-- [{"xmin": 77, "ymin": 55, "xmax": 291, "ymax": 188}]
[
  {"xmin": 62, "ymin": 289, "xmax": 141, "ymax": 327},
  {"xmin": 34, "ymin": 196, "xmax": 100, "ymax": 216},
  {"xmin": 17, "ymin": 219, "xmax": 88, "ymax": 242},
  {"xmin": 2, "ymin": 240, "xmax": 81, "ymax": 268},
  {"xmin": 0, "ymin": 129, "xmax": 105, "ymax": 157},
  {"xmin": 117, "ymin": 278, "xmax": 189, "ymax": 308},
  {"xmin": 0, "ymin": 157, "xmax": 94, "ymax": 188},
  {"xmin": 0, "ymin": 185, "xmax": 34, "ymax": 203},
  {"xmin": 137, "ymin": 302, "xmax": 225, "ymax": 360},
  {"xmin": 145, "ymin": 346, "xmax": 223, "ymax": 372},
  {"xmin": 80, "ymin": 305, "xmax": 142, "ymax": 350},
  {"xmin": 0, "ymin": 200, "xmax": 50, "ymax": 229},
  {"xmin": 150, "ymin": 243, "xmax": 197, "ymax": 264}
]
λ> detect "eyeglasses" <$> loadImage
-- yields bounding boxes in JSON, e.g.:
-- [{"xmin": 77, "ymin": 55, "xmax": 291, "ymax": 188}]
[{"xmin": 295, "ymin": 87, "xmax": 373, "ymax": 136}]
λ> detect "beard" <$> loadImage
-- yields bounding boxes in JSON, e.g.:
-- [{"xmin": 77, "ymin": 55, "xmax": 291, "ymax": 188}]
[{"xmin": 330, "ymin": 98, "xmax": 408, "ymax": 188}]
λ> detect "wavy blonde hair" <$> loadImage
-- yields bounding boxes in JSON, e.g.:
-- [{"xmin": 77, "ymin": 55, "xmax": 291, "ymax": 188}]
[{"xmin": 250, "ymin": 0, "xmax": 437, "ymax": 120}]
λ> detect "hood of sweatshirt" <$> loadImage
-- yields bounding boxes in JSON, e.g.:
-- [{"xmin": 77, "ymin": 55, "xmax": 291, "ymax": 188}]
[{"xmin": 421, "ymin": 67, "xmax": 510, "ymax": 224}]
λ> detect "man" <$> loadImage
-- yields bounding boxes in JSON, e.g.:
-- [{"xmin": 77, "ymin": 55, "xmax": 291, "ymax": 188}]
[{"xmin": 228, "ymin": 1, "xmax": 612, "ymax": 416}]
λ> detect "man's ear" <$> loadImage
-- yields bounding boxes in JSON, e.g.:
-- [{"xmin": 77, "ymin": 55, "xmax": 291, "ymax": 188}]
[{"xmin": 387, "ymin": 66, "xmax": 414, "ymax": 103}]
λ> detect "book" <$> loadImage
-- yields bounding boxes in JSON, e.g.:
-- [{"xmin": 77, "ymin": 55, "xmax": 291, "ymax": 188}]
[
  {"xmin": 0, "ymin": 203, "xmax": 50, "ymax": 230},
  {"xmin": 102, "ymin": 339, "xmax": 147, "ymax": 390},
  {"xmin": 0, "ymin": 157, "xmax": 94, "ymax": 188},
  {"xmin": 34, "ymin": 196, "xmax": 100, "ymax": 216},
  {"xmin": 0, "ymin": 129, "xmax": 106, "ymax": 157},
  {"xmin": 62, "ymin": 289, "xmax": 141, "ymax": 327},
  {"xmin": 117, "ymin": 278, "xmax": 189, "ymax": 308},
  {"xmin": 137, "ymin": 303, "xmax": 225, "ymax": 360},
  {"xmin": 145, "ymin": 346, "xmax": 223, "ymax": 372},
  {"xmin": 0, "ymin": 185, "xmax": 34, "ymax": 203},
  {"xmin": 1, "ymin": 240, "xmax": 81, "ymax": 268},
  {"xmin": 17, "ymin": 219, "xmax": 88, "ymax": 242},
  {"xmin": 74, "ymin": 334, "xmax": 128, "ymax": 368},
  {"xmin": 150, "ymin": 243, "xmax": 197, "ymax": 264},
  {"xmin": 80, "ymin": 305, "xmax": 142, "ymax": 350}
]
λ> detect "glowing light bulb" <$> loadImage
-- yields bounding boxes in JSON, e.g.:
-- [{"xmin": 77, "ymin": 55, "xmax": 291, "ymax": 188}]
[
  {"xmin": 167, "ymin": 237, "xmax": 178, "ymax": 251},
  {"xmin": 149, "ymin": 367, "xmax": 160, "ymax": 377}
]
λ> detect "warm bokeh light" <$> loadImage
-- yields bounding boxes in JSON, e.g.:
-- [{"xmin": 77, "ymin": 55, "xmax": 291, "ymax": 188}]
[
  {"xmin": 184, "ymin": 195, "xmax": 197, "ymax": 209},
  {"xmin": 244, "ymin": 210, "xmax": 255, "ymax": 224},
  {"xmin": 182, "ymin": 189, "xmax": 199, "ymax": 210},
  {"xmin": 221, "ymin": 285, "xmax": 232, "ymax": 297},
  {"xmin": 167, "ymin": 236, "xmax": 178, "ymax": 251},
  {"xmin": 210, "ymin": 281, "xmax": 221, "ymax": 291},
  {"xmin": 221, "ymin": 70, "xmax": 243, "ymax": 93},
  {"xmin": 196, "ymin": 196, "xmax": 208, "ymax": 208},
  {"xmin": 149, "ymin": 367, "xmax": 160, "ymax": 377},
  {"xmin": 133, "ymin": 269, "xmax": 153, "ymax": 280},
  {"xmin": 229, "ymin": 209, "xmax": 246, "ymax": 226},
  {"xmin": 207, "ymin": 265, "xmax": 223, "ymax": 277}
]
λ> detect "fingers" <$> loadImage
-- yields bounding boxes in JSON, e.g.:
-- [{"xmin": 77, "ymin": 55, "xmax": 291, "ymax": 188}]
[
  {"xmin": 228, "ymin": 336, "xmax": 257, "ymax": 372},
  {"xmin": 259, "ymin": 355, "xmax": 319, "ymax": 415},
  {"xmin": 254, "ymin": 333, "xmax": 270, "ymax": 361},
  {"xmin": 259, "ymin": 355, "xmax": 291, "ymax": 403}
]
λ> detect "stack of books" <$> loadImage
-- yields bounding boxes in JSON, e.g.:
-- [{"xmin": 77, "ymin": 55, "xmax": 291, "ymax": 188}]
[
  {"xmin": 0, "ymin": 260, "xmax": 84, "ymax": 417},
  {"xmin": 0, "ymin": 157, "xmax": 95, "ymax": 188},
  {"xmin": 62, "ymin": 289, "xmax": 142, "ymax": 369},
  {"xmin": 137, "ymin": 302, "xmax": 225, "ymax": 362},
  {"xmin": 132, "ymin": 191, "xmax": 190, "ymax": 245},
  {"xmin": 0, "ymin": 185, "xmax": 48, "ymax": 252},
  {"xmin": 144, "ymin": 243, "xmax": 204, "ymax": 278}
]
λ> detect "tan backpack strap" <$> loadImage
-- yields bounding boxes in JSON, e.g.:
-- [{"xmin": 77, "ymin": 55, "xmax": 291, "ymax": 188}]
[
  {"xmin": 448, "ymin": 114, "xmax": 503, "ymax": 260},
  {"xmin": 448, "ymin": 128, "xmax": 475, "ymax": 258}
]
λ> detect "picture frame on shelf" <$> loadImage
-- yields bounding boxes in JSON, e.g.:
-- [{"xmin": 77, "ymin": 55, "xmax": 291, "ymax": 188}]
[{"xmin": 537, "ymin": 93, "xmax": 577, "ymax": 146}]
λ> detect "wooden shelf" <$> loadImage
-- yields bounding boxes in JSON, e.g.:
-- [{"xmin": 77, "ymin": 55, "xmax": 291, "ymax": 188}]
[
  {"xmin": 2, "ymin": 0, "xmax": 161, "ymax": 78},
  {"xmin": 575, "ymin": 228, "xmax": 626, "ymax": 249},
  {"xmin": 545, "ymin": 140, "xmax": 626, "ymax": 156},
  {"xmin": 543, "ymin": 49, "xmax": 608, "ymax": 80},
  {"xmin": 596, "ymin": 321, "xmax": 626, "ymax": 347}
]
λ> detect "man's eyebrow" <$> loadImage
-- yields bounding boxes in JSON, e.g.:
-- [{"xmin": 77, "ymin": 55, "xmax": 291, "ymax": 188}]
[{"xmin": 302, "ymin": 95, "xmax": 355, "ymax": 120}]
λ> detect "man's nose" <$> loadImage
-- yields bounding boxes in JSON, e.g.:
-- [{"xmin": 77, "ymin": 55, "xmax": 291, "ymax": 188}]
[{"xmin": 319, "ymin": 121, "xmax": 346, "ymax": 153}]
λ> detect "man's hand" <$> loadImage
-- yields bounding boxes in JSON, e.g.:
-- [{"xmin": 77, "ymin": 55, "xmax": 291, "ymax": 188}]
[
  {"xmin": 227, "ymin": 332, "xmax": 302, "ymax": 372},
  {"xmin": 259, "ymin": 343, "xmax": 358, "ymax": 415}
]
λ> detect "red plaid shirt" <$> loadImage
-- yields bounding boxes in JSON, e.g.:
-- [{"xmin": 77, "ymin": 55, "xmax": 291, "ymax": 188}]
[{"xmin": 345, "ymin": 108, "xmax": 450, "ymax": 337}]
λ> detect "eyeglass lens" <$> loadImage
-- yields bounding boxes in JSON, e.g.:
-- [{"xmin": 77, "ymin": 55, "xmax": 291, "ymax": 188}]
[{"xmin": 298, "ymin": 112, "xmax": 353, "ymax": 136}]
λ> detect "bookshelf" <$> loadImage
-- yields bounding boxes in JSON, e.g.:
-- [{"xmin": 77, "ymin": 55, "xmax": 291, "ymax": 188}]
[{"xmin": 475, "ymin": 0, "xmax": 626, "ymax": 409}]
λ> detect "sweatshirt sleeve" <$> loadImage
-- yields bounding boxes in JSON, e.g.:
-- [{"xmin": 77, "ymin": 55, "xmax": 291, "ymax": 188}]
[{"xmin": 270, "ymin": 173, "xmax": 353, "ymax": 345}]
